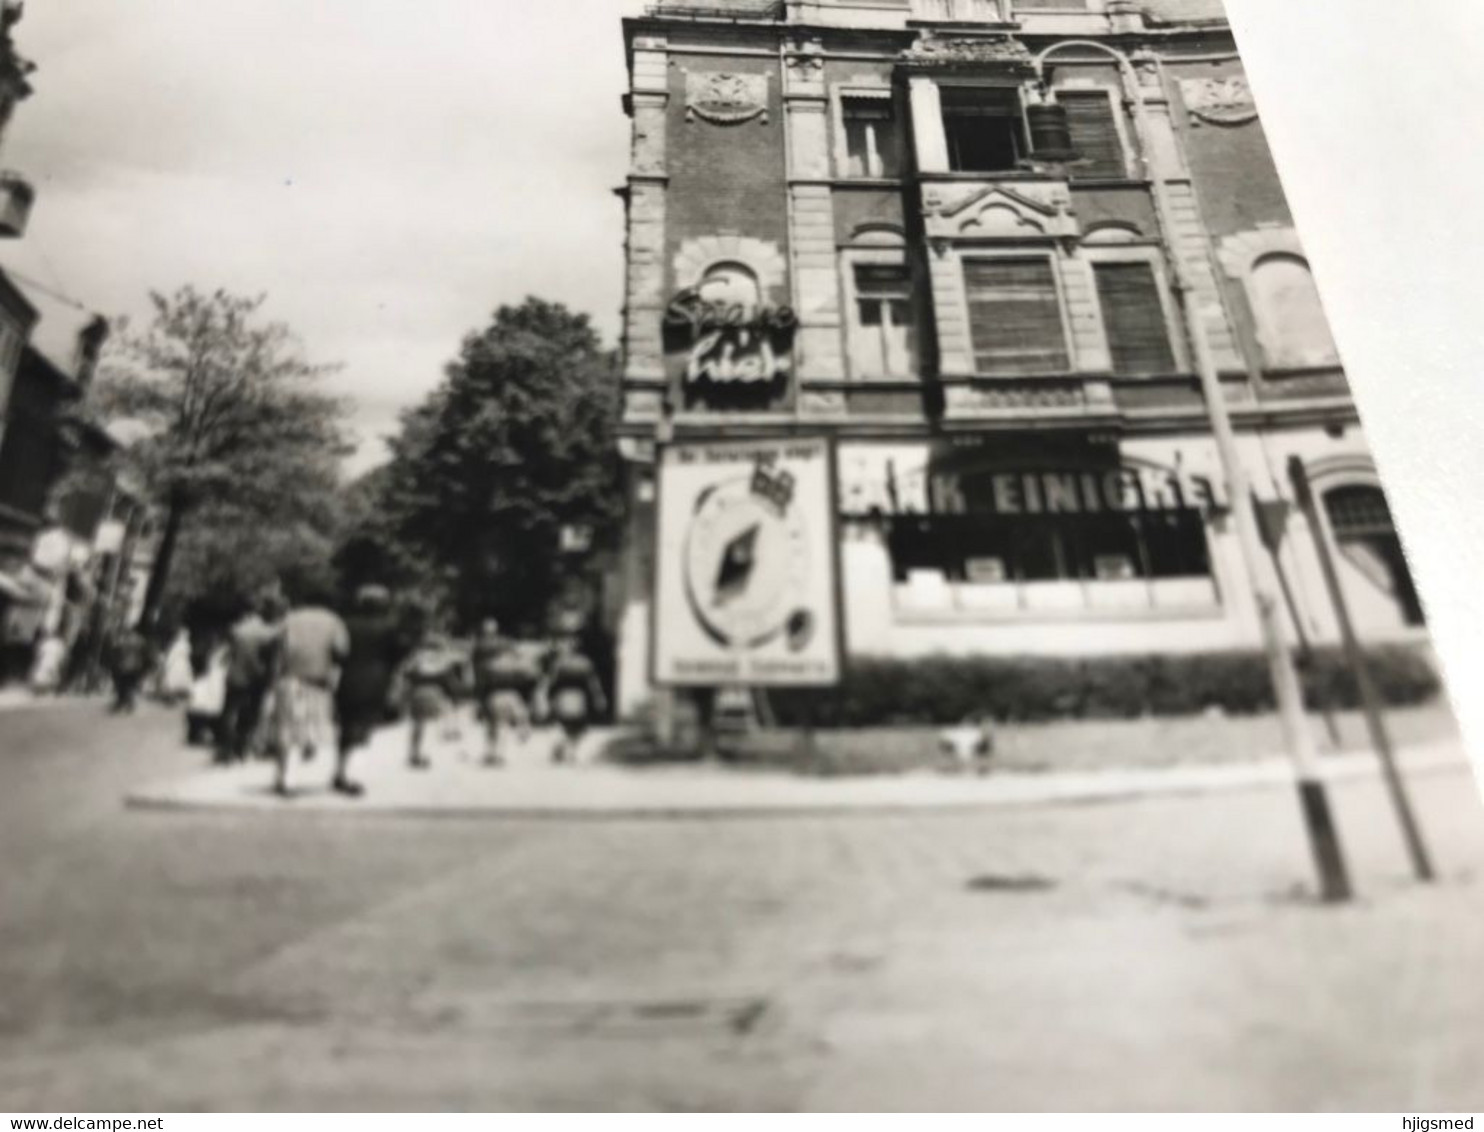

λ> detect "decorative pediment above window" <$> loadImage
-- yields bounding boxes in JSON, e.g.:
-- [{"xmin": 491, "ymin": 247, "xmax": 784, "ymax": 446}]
[{"xmin": 922, "ymin": 182, "xmax": 1078, "ymax": 241}]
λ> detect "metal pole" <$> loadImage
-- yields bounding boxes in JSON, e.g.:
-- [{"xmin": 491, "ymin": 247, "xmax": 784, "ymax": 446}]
[
  {"xmin": 1256, "ymin": 495, "xmax": 1344, "ymax": 750},
  {"xmin": 1040, "ymin": 42, "xmax": 1353, "ymax": 902},
  {"xmin": 1288, "ymin": 457, "xmax": 1436, "ymax": 883}
]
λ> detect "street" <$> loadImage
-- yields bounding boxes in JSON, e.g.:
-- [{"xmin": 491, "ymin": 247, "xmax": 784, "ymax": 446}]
[{"xmin": 1, "ymin": 700, "xmax": 1483, "ymax": 1111}]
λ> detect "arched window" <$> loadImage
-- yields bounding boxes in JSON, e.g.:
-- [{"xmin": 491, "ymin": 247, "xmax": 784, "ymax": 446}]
[
  {"xmin": 1323, "ymin": 484, "xmax": 1425, "ymax": 626},
  {"xmin": 1250, "ymin": 254, "xmax": 1338, "ymax": 368}
]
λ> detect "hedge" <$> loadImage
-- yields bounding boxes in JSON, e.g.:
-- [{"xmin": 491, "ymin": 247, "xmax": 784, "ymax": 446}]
[{"xmin": 765, "ymin": 647, "xmax": 1440, "ymax": 728}]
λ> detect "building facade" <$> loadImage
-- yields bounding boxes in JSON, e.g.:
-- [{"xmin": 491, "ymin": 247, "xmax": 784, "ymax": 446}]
[{"xmin": 612, "ymin": 0, "xmax": 1427, "ymax": 715}]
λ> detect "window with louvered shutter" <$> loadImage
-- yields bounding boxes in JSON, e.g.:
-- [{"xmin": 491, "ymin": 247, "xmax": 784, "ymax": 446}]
[
  {"xmin": 1059, "ymin": 91, "xmax": 1125, "ymax": 180},
  {"xmin": 1093, "ymin": 261, "xmax": 1176, "ymax": 375},
  {"xmin": 963, "ymin": 258, "xmax": 1069, "ymax": 375}
]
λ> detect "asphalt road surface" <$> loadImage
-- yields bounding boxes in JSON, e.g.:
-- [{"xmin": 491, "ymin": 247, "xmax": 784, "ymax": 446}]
[{"xmin": 2, "ymin": 699, "xmax": 1482, "ymax": 1111}]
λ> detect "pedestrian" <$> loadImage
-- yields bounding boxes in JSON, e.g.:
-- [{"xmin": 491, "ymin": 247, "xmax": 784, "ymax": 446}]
[
  {"xmin": 217, "ymin": 593, "xmax": 284, "ymax": 765},
  {"xmin": 472, "ymin": 619, "xmax": 542, "ymax": 767},
  {"xmin": 106, "ymin": 626, "xmax": 152, "ymax": 713},
  {"xmin": 333, "ymin": 584, "xmax": 408, "ymax": 797},
  {"xmin": 543, "ymin": 632, "xmax": 608, "ymax": 765},
  {"xmin": 400, "ymin": 627, "xmax": 467, "ymax": 771},
  {"xmin": 28, "ymin": 630, "xmax": 67, "ymax": 695},
  {"xmin": 160, "ymin": 628, "xmax": 194, "ymax": 703},
  {"xmin": 185, "ymin": 637, "xmax": 228, "ymax": 748},
  {"xmin": 269, "ymin": 588, "xmax": 350, "ymax": 797}
]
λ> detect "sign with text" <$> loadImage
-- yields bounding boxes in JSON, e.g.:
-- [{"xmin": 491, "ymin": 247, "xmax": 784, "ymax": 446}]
[
  {"xmin": 654, "ymin": 437, "xmax": 842, "ymax": 688},
  {"xmin": 662, "ymin": 267, "xmax": 796, "ymax": 413}
]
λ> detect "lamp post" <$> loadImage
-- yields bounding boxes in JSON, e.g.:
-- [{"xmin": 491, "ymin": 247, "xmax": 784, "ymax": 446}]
[{"xmin": 1032, "ymin": 41, "xmax": 1352, "ymax": 902}]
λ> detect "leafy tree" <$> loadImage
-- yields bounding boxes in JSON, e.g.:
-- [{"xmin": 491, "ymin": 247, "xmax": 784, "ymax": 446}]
[
  {"xmin": 376, "ymin": 297, "xmax": 623, "ymax": 632},
  {"xmin": 94, "ymin": 286, "xmax": 349, "ymax": 626}
]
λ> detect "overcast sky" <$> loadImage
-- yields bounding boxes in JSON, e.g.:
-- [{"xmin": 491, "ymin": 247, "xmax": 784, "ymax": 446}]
[{"xmin": 3, "ymin": 0, "xmax": 647, "ymax": 472}]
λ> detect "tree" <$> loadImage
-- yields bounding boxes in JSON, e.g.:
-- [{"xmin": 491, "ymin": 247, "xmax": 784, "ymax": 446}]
[
  {"xmin": 376, "ymin": 297, "xmax": 623, "ymax": 632},
  {"xmin": 94, "ymin": 287, "xmax": 349, "ymax": 626}
]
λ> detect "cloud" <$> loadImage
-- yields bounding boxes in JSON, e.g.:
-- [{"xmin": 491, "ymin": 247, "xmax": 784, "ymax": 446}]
[{"xmin": 2, "ymin": 0, "xmax": 646, "ymax": 473}]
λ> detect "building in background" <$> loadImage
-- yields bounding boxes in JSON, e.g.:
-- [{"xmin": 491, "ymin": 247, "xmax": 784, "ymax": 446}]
[
  {"xmin": 0, "ymin": 0, "xmax": 34, "ymax": 444},
  {"xmin": 0, "ymin": 2, "xmax": 148, "ymax": 683},
  {"xmin": 612, "ymin": 0, "xmax": 1428, "ymax": 714}
]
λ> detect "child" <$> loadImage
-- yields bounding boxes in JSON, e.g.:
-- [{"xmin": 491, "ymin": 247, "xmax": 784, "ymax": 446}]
[{"xmin": 544, "ymin": 634, "xmax": 608, "ymax": 765}]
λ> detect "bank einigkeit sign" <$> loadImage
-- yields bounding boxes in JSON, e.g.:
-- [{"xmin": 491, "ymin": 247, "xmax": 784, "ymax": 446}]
[{"xmin": 654, "ymin": 437, "xmax": 842, "ymax": 688}]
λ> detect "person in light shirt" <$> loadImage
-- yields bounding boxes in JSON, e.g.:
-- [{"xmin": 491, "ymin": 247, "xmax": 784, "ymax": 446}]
[{"xmin": 269, "ymin": 586, "xmax": 349, "ymax": 797}]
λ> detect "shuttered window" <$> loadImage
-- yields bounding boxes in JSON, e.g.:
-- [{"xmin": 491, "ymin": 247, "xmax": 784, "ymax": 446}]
[
  {"xmin": 1059, "ymin": 91, "xmax": 1126, "ymax": 180},
  {"xmin": 963, "ymin": 258, "xmax": 1069, "ymax": 375},
  {"xmin": 1094, "ymin": 261, "xmax": 1176, "ymax": 375}
]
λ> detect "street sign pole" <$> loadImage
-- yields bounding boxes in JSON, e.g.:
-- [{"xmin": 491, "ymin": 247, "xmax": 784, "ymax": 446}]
[
  {"xmin": 1254, "ymin": 495, "xmax": 1344, "ymax": 750},
  {"xmin": 1050, "ymin": 41, "xmax": 1355, "ymax": 904},
  {"xmin": 1287, "ymin": 457, "xmax": 1436, "ymax": 883}
]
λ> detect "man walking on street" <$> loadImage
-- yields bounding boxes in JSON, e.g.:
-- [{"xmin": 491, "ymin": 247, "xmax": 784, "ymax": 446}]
[
  {"xmin": 270, "ymin": 587, "xmax": 349, "ymax": 797},
  {"xmin": 472, "ymin": 617, "xmax": 536, "ymax": 767},
  {"xmin": 217, "ymin": 591, "xmax": 284, "ymax": 764},
  {"xmin": 106, "ymin": 626, "xmax": 152, "ymax": 714},
  {"xmin": 334, "ymin": 585, "xmax": 408, "ymax": 797}
]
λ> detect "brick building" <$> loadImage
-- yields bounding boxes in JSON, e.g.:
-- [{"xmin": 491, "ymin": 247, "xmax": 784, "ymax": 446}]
[{"xmin": 612, "ymin": 0, "xmax": 1427, "ymax": 715}]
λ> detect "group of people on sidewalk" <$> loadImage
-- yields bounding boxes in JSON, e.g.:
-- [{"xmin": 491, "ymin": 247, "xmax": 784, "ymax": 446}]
[
  {"xmin": 203, "ymin": 583, "xmax": 607, "ymax": 798},
  {"xmin": 400, "ymin": 618, "xmax": 608, "ymax": 770}
]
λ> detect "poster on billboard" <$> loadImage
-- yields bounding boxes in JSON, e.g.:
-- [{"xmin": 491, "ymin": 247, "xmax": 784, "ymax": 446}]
[{"xmin": 653, "ymin": 436, "xmax": 843, "ymax": 688}]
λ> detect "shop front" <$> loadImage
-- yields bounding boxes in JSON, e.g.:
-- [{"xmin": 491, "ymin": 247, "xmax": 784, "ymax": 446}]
[{"xmin": 834, "ymin": 432, "xmax": 1263, "ymax": 659}]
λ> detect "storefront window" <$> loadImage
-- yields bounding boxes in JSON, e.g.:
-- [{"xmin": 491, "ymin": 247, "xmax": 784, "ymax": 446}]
[{"xmin": 886, "ymin": 509, "xmax": 1210, "ymax": 585}]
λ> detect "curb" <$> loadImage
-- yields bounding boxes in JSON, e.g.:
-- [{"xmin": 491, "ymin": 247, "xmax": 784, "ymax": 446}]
[{"xmin": 123, "ymin": 743, "xmax": 1476, "ymax": 821}]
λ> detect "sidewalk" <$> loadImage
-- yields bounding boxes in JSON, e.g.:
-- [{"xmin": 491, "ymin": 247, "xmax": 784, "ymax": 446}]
[
  {"xmin": 125, "ymin": 715, "xmax": 1479, "ymax": 818},
  {"xmin": 0, "ymin": 687, "xmax": 100, "ymax": 712}
]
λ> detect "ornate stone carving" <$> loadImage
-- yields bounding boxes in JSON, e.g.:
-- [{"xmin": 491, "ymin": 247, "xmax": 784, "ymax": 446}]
[
  {"xmin": 673, "ymin": 236, "xmax": 788, "ymax": 294},
  {"xmin": 922, "ymin": 182, "xmax": 1078, "ymax": 242},
  {"xmin": 784, "ymin": 37, "xmax": 825, "ymax": 72},
  {"xmin": 900, "ymin": 33, "xmax": 1035, "ymax": 74},
  {"xmin": 1181, "ymin": 76, "xmax": 1258, "ymax": 127},
  {"xmin": 685, "ymin": 71, "xmax": 769, "ymax": 125}
]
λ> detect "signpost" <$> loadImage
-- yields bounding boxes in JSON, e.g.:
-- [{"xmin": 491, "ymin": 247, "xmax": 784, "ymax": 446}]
[{"xmin": 653, "ymin": 436, "xmax": 844, "ymax": 756}]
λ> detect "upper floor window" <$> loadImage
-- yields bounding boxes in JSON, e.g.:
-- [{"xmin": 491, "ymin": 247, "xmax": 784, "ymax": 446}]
[
  {"xmin": 1093, "ymin": 261, "xmax": 1176, "ymax": 375},
  {"xmin": 963, "ymin": 257, "xmax": 1069, "ymax": 374},
  {"xmin": 1250, "ymin": 253, "xmax": 1338, "ymax": 368},
  {"xmin": 1057, "ymin": 90, "xmax": 1126, "ymax": 180},
  {"xmin": 849, "ymin": 262, "xmax": 917, "ymax": 379},
  {"xmin": 912, "ymin": 0, "xmax": 1009, "ymax": 21},
  {"xmin": 842, "ymin": 96, "xmax": 903, "ymax": 179},
  {"xmin": 942, "ymin": 87, "xmax": 1025, "ymax": 174}
]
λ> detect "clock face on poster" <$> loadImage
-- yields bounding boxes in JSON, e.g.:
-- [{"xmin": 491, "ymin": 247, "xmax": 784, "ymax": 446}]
[{"xmin": 682, "ymin": 465, "xmax": 814, "ymax": 653}]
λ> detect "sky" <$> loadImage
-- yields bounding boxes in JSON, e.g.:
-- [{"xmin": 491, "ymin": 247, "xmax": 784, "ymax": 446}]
[{"xmin": 2, "ymin": 0, "xmax": 648, "ymax": 472}]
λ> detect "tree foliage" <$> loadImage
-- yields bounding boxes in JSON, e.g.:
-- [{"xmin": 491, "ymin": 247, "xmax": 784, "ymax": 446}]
[
  {"xmin": 94, "ymin": 286, "xmax": 350, "ymax": 624},
  {"xmin": 366, "ymin": 298, "xmax": 623, "ymax": 632}
]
